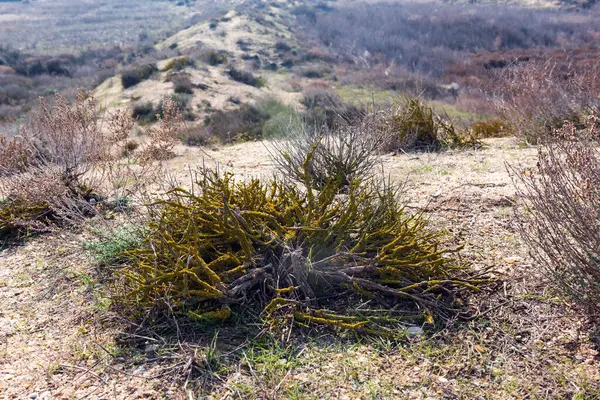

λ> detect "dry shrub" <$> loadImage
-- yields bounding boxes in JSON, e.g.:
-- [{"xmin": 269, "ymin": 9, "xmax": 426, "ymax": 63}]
[
  {"xmin": 301, "ymin": 86, "xmax": 363, "ymax": 129},
  {"xmin": 139, "ymin": 96, "xmax": 185, "ymax": 162},
  {"xmin": 268, "ymin": 114, "xmax": 382, "ymax": 189},
  {"xmin": 173, "ymin": 75, "xmax": 194, "ymax": 94},
  {"xmin": 0, "ymin": 90, "xmax": 160, "ymax": 240},
  {"xmin": 381, "ymin": 97, "xmax": 480, "ymax": 152},
  {"xmin": 493, "ymin": 59, "xmax": 600, "ymax": 142},
  {"xmin": 227, "ymin": 67, "xmax": 264, "ymax": 88},
  {"xmin": 117, "ymin": 161, "xmax": 487, "ymax": 336},
  {"xmin": 513, "ymin": 116, "xmax": 600, "ymax": 310},
  {"xmin": 204, "ymin": 104, "xmax": 268, "ymax": 143},
  {"xmin": 22, "ymin": 91, "xmax": 114, "ymax": 181},
  {"xmin": 163, "ymin": 56, "xmax": 193, "ymax": 72},
  {"xmin": 202, "ymin": 50, "xmax": 227, "ymax": 66},
  {"xmin": 0, "ymin": 169, "xmax": 97, "ymax": 239},
  {"xmin": 121, "ymin": 64, "xmax": 158, "ymax": 89},
  {"xmin": 0, "ymin": 91, "xmax": 127, "ymax": 239}
]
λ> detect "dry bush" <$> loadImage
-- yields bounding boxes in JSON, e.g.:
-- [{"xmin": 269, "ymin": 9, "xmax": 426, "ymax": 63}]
[
  {"xmin": 117, "ymin": 162, "xmax": 488, "ymax": 336},
  {"xmin": 204, "ymin": 104, "xmax": 269, "ymax": 143},
  {"xmin": 179, "ymin": 125, "xmax": 210, "ymax": 147},
  {"xmin": 0, "ymin": 90, "xmax": 158, "ymax": 240},
  {"xmin": 301, "ymin": 86, "xmax": 363, "ymax": 129},
  {"xmin": 0, "ymin": 91, "xmax": 123, "ymax": 239},
  {"xmin": 139, "ymin": 96, "xmax": 185, "ymax": 162},
  {"xmin": 172, "ymin": 75, "xmax": 194, "ymax": 94},
  {"xmin": 268, "ymin": 113, "xmax": 382, "ymax": 189},
  {"xmin": 162, "ymin": 56, "xmax": 193, "ymax": 72},
  {"xmin": 513, "ymin": 117, "xmax": 600, "ymax": 310},
  {"xmin": 0, "ymin": 169, "xmax": 99, "ymax": 239},
  {"xmin": 297, "ymin": 3, "xmax": 600, "ymax": 76},
  {"xmin": 493, "ymin": 59, "xmax": 600, "ymax": 142},
  {"xmin": 121, "ymin": 64, "xmax": 158, "ymax": 89},
  {"xmin": 12, "ymin": 91, "xmax": 117, "ymax": 182},
  {"xmin": 227, "ymin": 67, "xmax": 264, "ymax": 88}
]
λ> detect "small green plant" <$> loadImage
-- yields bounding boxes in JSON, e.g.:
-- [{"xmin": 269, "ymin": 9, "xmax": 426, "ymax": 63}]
[{"xmin": 84, "ymin": 224, "xmax": 144, "ymax": 265}]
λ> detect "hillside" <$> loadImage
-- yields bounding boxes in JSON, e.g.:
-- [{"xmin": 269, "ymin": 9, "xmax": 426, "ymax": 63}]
[{"xmin": 94, "ymin": 7, "xmax": 305, "ymax": 117}]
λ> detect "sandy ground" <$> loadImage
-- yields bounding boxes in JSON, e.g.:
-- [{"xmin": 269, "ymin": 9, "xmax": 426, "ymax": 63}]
[{"xmin": 2, "ymin": 138, "xmax": 600, "ymax": 399}]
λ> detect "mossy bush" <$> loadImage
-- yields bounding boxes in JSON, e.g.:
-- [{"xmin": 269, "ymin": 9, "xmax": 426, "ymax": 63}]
[
  {"xmin": 0, "ymin": 197, "xmax": 55, "ymax": 240},
  {"xmin": 163, "ymin": 56, "xmax": 193, "ymax": 72},
  {"xmin": 471, "ymin": 118, "xmax": 511, "ymax": 138},
  {"xmin": 383, "ymin": 97, "xmax": 480, "ymax": 151},
  {"xmin": 116, "ymin": 155, "xmax": 486, "ymax": 336}
]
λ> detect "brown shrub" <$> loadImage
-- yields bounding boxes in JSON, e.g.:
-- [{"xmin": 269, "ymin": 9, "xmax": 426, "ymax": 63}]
[
  {"xmin": 14, "ymin": 91, "xmax": 118, "ymax": 181},
  {"xmin": 512, "ymin": 116, "xmax": 600, "ymax": 311},
  {"xmin": 204, "ymin": 104, "xmax": 268, "ymax": 143},
  {"xmin": 493, "ymin": 59, "xmax": 600, "ymax": 142},
  {"xmin": 179, "ymin": 125, "xmax": 210, "ymax": 146},
  {"xmin": 0, "ymin": 91, "xmax": 158, "ymax": 241},
  {"xmin": 139, "ymin": 96, "xmax": 185, "ymax": 161},
  {"xmin": 0, "ymin": 91, "xmax": 129, "ymax": 239}
]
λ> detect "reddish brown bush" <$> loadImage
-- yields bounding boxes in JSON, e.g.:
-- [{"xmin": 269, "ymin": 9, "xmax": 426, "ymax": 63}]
[
  {"xmin": 139, "ymin": 96, "xmax": 185, "ymax": 161},
  {"xmin": 0, "ymin": 91, "xmax": 140, "ymax": 240},
  {"xmin": 492, "ymin": 59, "xmax": 600, "ymax": 142},
  {"xmin": 513, "ymin": 116, "xmax": 600, "ymax": 310}
]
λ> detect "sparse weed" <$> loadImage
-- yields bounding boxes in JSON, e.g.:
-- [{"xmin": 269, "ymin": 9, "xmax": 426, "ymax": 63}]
[{"xmin": 84, "ymin": 223, "xmax": 144, "ymax": 265}]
